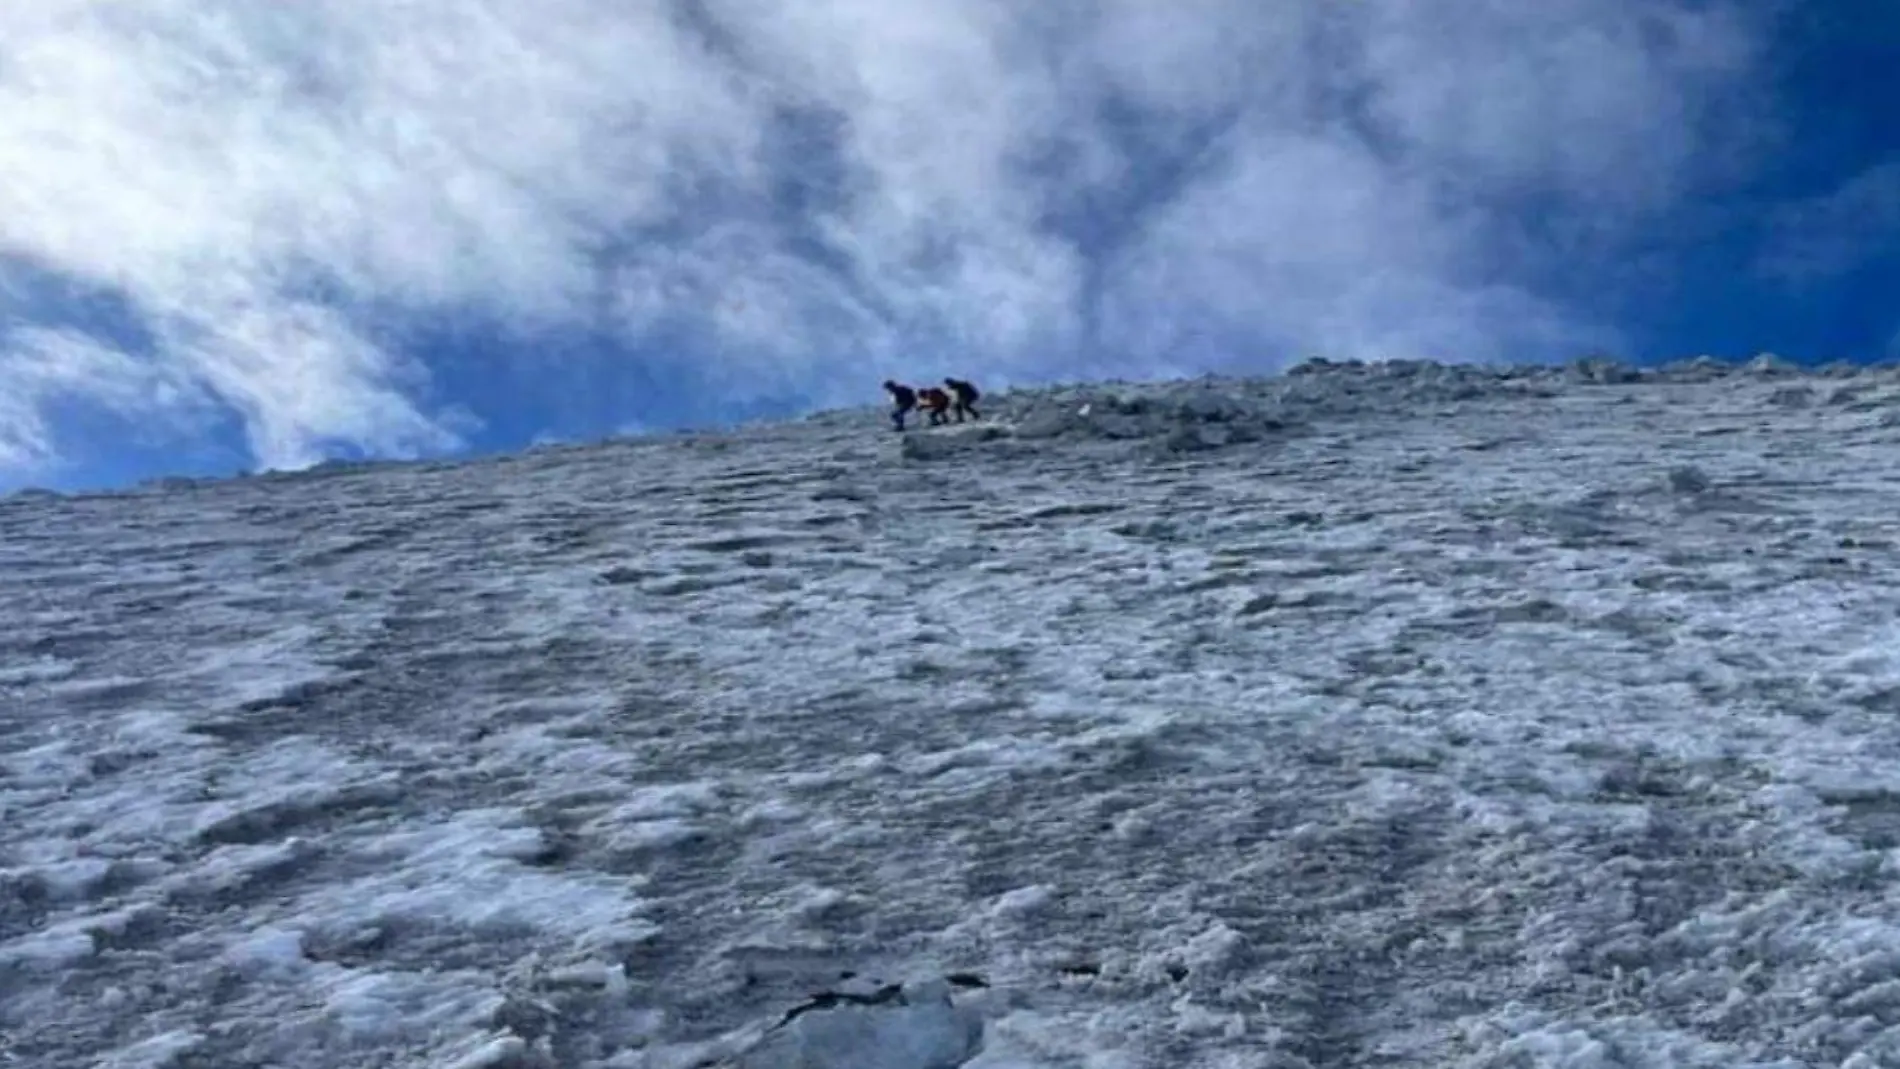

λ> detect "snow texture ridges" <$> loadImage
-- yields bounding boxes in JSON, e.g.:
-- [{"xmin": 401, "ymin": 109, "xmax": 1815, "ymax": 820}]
[{"xmin": 8, "ymin": 354, "xmax": 1900, "ymax": 1067}]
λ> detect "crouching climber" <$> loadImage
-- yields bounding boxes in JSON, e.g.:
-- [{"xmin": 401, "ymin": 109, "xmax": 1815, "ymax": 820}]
[
  {"xmin": 917, "ymin": 386, "xmax": 953, "ymax": 426},
  {"xmin": 944, "ymin": 377, "xmax": 981, "ymax": 422}
]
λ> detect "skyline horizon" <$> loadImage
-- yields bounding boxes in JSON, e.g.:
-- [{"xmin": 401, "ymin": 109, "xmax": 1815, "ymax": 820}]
[{"xmin": 7, "ymin": 347, "xmax": 1887, "ymax": 496}]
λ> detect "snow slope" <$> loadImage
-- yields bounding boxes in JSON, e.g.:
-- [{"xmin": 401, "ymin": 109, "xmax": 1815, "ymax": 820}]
[{"xmin": 6, "ymin": 357, "xmax": 1900, "ymax": 1067}]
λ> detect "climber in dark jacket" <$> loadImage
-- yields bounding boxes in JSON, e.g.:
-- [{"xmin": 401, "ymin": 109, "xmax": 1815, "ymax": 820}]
[
  {"xmin": 883, "ymin": 380, "xmax": 918, "ymax": 431},
  {"xmin": 944, "ymin": 377, "xmax": 981, "ymax": 422}
]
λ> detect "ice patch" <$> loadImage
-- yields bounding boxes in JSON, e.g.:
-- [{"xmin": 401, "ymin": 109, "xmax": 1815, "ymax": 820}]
[
  {"xmin": 1, "ymin": 739, "xmax": 90, "ymax": 790},
  {"xmin": 989, "ymin": 885, "xmax": 1055, "ymax": 920},
  {"xmin": 108, "ymin": 708, "xmax": 210, "ymax": 749},
  {"xmin": 0, "ymin": 920, "xmax": 98, "ymax": 969},
  {"xmin": 1476, "ymin": 1012, "xmax": 1808, "ymax": 1068},
  {"xmin": 1, "ymin": 854, "xmax": 114, "ymax": 900},
  {"xmin": 93, "ymin": 1029, "xmax": 205, "ymax": 1069},
  {"xmin": 739, "ymin": 798, "xmax": 805, "ymax": 829},
  {"xmin": 191, "ymin": 622, "xmax": 330, "ymax": 706},
  {"xmin": 0, "ymin": 655, "xmax": 77, "ymax": 686},
  {"xmin": 322, "ymin": 809, "xmax": 653, "ymax": 942},
  {"xmin": 439, "ymin": 1032, "xmax": 536, "ymax": 1069},
  {"xmin": 220, "ymin": 924, "xmax": 311, "ymax": 981},
  {"xmin": 318, "ymin": 967, "xmax": 510, "ymax": 1045},
  {"xmin": 733, "ymin": 978, "xmax": 985, "ymax": 1069},
  {"xmin": 158, "ymin": 838, "xmax": 317, "ymax": 899},
  {"xmin": 613, "ymin": 780, "xmax": 726, "ymax": 820},
  {"xmin": 479, "ymin": 724, "xmax": 641, "ymax": 781}
]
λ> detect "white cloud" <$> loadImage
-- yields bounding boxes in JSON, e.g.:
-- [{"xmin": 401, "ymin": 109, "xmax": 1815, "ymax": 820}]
[
  {"xmin": 0, "ymin": 0, "xmax": 1772, "ymax": 484},
  {"xmin": 1354, "ymin": 0, "xmax": 1760, "ymax": 208},
  {"xmin": 0, "ymin": 326, "xmax": 210, "ymax": 470}
]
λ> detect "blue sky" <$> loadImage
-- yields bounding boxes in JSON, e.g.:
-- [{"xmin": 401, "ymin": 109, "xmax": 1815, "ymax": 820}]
[{"xmin": 1, "ymin": 0, "xmax": 1897, "ymax": 493}]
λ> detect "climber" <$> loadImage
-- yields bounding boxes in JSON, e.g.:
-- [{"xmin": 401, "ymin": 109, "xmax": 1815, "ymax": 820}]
[
  {"xmin": 944, "ymin": 377, "xmax": 981, "ymax": 422},
  {"xmin": 883, "ymin": 380, "xmax": 918, "ymax": 431},
  {"xmin": 917, "ymin": 385, "xmax": 953, "ymax": 426}
]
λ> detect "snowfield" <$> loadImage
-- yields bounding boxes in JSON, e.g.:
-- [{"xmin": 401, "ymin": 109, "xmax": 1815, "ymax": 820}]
[{"xmin": 6, "ymin": 356, "xmax": 1900, "ymax": 1067}]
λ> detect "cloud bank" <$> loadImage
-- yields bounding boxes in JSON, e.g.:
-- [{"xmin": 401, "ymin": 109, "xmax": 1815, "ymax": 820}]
[{"xmin": 0, "ymin": 0, "xmax": 1772, "ymax": 483}]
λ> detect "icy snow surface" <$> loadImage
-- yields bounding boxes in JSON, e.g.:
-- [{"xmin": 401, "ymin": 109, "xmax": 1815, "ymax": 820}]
[{"xmin": 7, "ymin": 356, "xmax": 1900, "ymax": 1067}]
